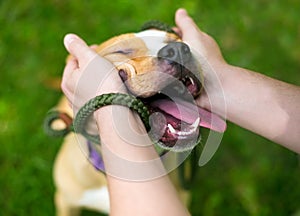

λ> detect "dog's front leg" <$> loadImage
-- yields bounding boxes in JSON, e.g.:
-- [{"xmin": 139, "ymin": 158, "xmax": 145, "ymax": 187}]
[{"xmin": 55, "ymin": 191, "xmax": 81, "ymax": 216}]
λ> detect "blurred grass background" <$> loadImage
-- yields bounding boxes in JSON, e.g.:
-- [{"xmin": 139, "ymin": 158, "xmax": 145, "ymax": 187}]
[{"xmin": 0, "ymin": 0, "xmax": 299, "ymax": 215}]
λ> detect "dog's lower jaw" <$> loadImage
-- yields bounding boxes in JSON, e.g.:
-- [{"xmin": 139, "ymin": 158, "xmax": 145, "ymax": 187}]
[{"xmin": 149, "ymin": 109, "xmax": 201, "ymax": 150}]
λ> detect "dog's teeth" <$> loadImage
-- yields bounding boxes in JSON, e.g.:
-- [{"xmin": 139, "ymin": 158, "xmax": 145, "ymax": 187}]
[
  {"xmin": 177, "ymin": 131, "xmax": 189, "ymax": 136},
  {"xmin": 167, "ymin": 124, "xmax": 176, "ymax": 134},
  {"xmin": 167, "ymin": 118, "xmax": 200, "ymax": 138},
  {"xmin": 190, "ymin": 117, "xmax": 200, "ymax": 130},
  {"xmin": 189, "ymin": 76, "xmax": 195, "ymax": 86},
  {"xmin": 177, "ymin": 118, "xmax": 199, "ymax": 136}
]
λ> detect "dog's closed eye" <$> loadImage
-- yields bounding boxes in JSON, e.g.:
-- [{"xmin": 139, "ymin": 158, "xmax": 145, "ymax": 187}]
[{"xmin": 112, "ymin": 49, "xmax": 134, "ymax": 55}]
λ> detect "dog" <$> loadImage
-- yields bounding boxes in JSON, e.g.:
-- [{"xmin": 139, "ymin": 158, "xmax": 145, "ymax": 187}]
[{"xmin": 52, "ymin": 24, "xmax": 226, "ymax": 215}]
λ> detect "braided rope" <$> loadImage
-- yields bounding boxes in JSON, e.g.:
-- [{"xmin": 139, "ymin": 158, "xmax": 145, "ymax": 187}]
[
  {"xmin": 44, "ymin": 92, "xmax": 198, "ymax": 187},
  {"xmin": 43, "ymin": 110, "xmax": 73, "ymax": 137},
  {"xmin": 73, "ymin": 93, "xmax": 151, "ymax": 144},
  {"xmin": 44, "ymin": 93, "xmax": 166, "ymax": 154},
  {"xmin": 141, "ymin": 20, "xmax": 179, "ymax": 36}
]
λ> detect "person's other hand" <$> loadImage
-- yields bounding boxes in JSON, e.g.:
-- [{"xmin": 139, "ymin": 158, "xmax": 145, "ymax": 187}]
[
  {"xmin": 174, "ymin": 8, "xmax": 226, "ymax": 68},
  {"xmin": 174, "ymin": 9, "xmax": 228, "ymax": 117}
]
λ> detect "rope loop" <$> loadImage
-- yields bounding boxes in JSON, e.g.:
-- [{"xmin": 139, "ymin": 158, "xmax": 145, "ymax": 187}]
[
  {"xmin": 43, "ymin": 110, "xmax": 73, "ymax": 137},
  {"xmin": 73, "ymin": 93, "xmax": 151, "ymax": 143}
]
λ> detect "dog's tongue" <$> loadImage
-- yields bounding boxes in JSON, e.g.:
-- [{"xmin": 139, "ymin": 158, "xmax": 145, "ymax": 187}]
[{"xmin": 151, "ymin": 99, "xmax": 226, "ymax": 132}]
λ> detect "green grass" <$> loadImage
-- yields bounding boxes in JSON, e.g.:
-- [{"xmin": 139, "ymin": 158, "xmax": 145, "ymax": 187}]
[{"xmin": 1, "ymin": 0, "xmax": 300, "ymax": 215}]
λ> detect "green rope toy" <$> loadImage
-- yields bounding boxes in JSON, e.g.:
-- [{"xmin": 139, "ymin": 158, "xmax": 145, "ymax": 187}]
[
  {"xmin": 44, "ymin": 93, "xmax": 150, "ymax": 141},
  {"xmin": 73, "ymin": 93, "xmax": 151, "ymax": 144},
  {"xmin": 141, "ymin": 20, "xmax": 178, "ymax": 35}
]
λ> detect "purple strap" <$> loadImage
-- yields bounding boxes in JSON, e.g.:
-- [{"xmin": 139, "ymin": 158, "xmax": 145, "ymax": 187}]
[
  {"xmin": 87, "ymin": 141, "xmax": 167, "ymax": 173},
  {"xmin": 87, "ymin": 141, "xmax": 105, "ymax": 172}
]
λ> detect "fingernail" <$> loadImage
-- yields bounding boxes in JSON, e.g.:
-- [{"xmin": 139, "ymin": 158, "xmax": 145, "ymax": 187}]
[
  {"xmin": 178, "ymin": 8, "xmax": 188, "ymax": 16},
  {"xmin": 64, "ymin": 34, "xmax": 78, "ymax": 50}
]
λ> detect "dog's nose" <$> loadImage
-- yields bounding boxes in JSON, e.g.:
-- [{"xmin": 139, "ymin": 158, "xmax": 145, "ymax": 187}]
[{"xmin": 158, "ymin": 42, "xmax": 192, "ymax": 64}]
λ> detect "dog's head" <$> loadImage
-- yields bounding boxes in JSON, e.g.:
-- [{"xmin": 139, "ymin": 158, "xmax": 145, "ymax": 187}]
[
  {"xmin": 96, "ymin": 29, "xmax": 201, "ymax": 97},
  {"xmin": 93, "ymin": 24, "xmax": 226, "ymax": 151}
]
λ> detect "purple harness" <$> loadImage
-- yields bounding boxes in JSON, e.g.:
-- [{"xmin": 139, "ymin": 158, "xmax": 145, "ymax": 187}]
[
  {"xmin": 87, "ymin": 141, "xmax": 105, "ymax": 172},
  {"xmin": 86, "ymin": 141, "xmax": 167, "ymax": 173}
]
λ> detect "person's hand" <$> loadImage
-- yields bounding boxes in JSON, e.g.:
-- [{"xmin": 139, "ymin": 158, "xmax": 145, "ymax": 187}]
[
  {"xmin": 174, "ymin": 8, "xmax": 226, "ymax": 69},
  {"xmin": 61, "ymin": 33, "xmax": 126, "ymax": 115},
  {"xmin": 174, "ymin": 8, "xmax": 228, "ymax": 117},
  {"xmin": 61, "ymin": 34, "xmax": 127, "ymax": 134}
]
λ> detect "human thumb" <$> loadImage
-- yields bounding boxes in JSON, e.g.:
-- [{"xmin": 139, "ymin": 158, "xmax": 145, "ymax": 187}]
[
  {"xmin": 64, "ymin": 33, "xmax": 97, "ymax": 65},
  {"xmin": 175, "ymin": 9, "xmax": 201, "ymax": 41}
]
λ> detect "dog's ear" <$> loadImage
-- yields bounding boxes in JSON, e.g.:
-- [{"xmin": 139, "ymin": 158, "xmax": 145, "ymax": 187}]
[{"xmin": 140, "ymin": 20, "xmax": 179, "ymax": 36}]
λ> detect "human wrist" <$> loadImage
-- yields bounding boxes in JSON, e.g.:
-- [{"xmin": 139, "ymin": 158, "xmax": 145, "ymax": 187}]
[
  {"xmin": 94, "ymin": 105, "xmax": 159, "ymax": 161},
  {"xmin": 195, "ymin": 61, "xmax": 230, "ymax": 113}
]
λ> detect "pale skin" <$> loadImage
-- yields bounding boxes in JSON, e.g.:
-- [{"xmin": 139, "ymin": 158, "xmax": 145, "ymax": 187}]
[{"xmin": 61, "ymin": 8, "xmax": 300, "ymax": 215}]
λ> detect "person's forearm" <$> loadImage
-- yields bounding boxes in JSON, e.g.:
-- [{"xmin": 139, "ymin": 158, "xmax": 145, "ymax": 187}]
[
  {"xmin": 95, "ymin": 106, "xmax": 157, "ymax": 161},
  {"xmin": 174, "ymin": 8, "xmax": 300, "ymax": 152},
  {"xmin": 107, "ymin": 174, "xmax": 189, "ymax": 216},
  {"xmin": 215, "ymin": 65, "xmax": 300, "ymax": 152},
  {"xmin": 95, "ymin": 106, "xmax": 190, "ymax": 216}
]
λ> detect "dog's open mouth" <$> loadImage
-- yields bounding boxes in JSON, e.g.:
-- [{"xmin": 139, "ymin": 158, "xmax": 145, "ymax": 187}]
[
  {"xmin": 138, "ymin": 60, "xmax": 226, "ymax": 151},
  {"xmin": 117, "ymin": 41, "xmax": 226, "ymax": 151},
  {"xmin": 148, "ymin": 96, "xmax": 226, "ymax": 150}
]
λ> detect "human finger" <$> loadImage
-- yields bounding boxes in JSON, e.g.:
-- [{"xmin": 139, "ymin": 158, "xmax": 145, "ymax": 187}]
[
  {"xmin": 63, "ymin": 33, "xmax": 97, "ymax": 67},
  {"xmin": 61, "ymin": 57, "xmax": 81, "ymax": 99},
  {"xmin": 90, "ymin": 44, "xmax": 98, "ymax": 50},
  {"xmin": 175, "ymin": 8, "xmax": 201, "ymax": 41},
  {"xmin": 63, "ymin": 56, "xmax": 78, "ymax": 76},
  {"xmin": 61, "ymin": 43, "xmax": 99, "ymax": 94},
  {"xmin": 172, "ymin": 27, "xmax": 182, "ymax": 38}
]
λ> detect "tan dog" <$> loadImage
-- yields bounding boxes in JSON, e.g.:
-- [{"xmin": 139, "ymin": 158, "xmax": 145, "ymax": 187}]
[{"xmin": 53, "ymin": 27, "xmax": 226, "ymax": 215}]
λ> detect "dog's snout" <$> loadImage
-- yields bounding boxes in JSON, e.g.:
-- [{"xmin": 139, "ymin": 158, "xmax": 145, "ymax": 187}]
[{"xmin": 158, "ymin": 42, "xmax": 191, "ymax": 64}]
